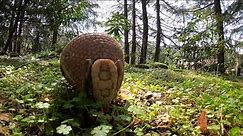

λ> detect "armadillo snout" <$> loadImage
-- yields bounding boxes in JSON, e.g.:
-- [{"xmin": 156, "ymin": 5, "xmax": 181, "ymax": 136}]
[{"xmin": 91, "ymin": 59, "xmax": 119, "ymax": 110}]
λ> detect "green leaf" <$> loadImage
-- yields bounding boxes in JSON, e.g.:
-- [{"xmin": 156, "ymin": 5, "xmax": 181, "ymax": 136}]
[
  {"xmin": 61, "ymin": 119, "xmax": 80, "ymax": 127},
  {"xmin": 13, "ymin": 115, "xmax": 23, "ymax": 121},
  {"xmin": 21, "ymin": 116, "xmax": 36, "ymax": 123},
  {"xmin": 91, "ymin": 125, "xmax": 112, "ymax": 136},
  {"xmin": 35, "ymin": 102, "xmax": 50, "ymax": 109},
  {"xmin": 229, "ymin": 127, "xmax": 241, "ymax": 136},
  {"xmin": 63, "ymin": 101, "xmax": 74, "ymax": 109},
  {"xmin": 208, "ymin": 124, "xmax": 220, "ymax": 131},
  {"xmin": 56, "ymin": 124, "xmax": 72, "ymax": 135},
  {"xmin": 134, "ymin": 127, "xmax": 143, "ymax": 136},
  {"xmin": 117, "ymin": 115, "xmax": 132, "ymax": 122},
  {"xmin": 128, "ymin": 105, "xmax": 145, "ymax": 116}
]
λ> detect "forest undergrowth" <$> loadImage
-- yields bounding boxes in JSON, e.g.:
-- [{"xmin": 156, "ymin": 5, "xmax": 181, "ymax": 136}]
[{"xmin": 0, "ymin": 56, "xmax": 242, "ymax": 136}]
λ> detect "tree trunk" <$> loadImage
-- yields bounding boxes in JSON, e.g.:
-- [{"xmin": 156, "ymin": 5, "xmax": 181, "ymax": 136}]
[
  {"xmin": 154, "ymin": 0, "xmax": 161, "ymax": 62},
  {"xmin": 124, "ymin": 0, "xmax": 129, "ymax": 63},
  {"xmin": 131, "ymin": 0, "xmax": 136, "ymax": 65},
  {"xmin": 14, "ymin": 5, "xmax": 26, "ymax": 56},
  {"xmin": 31, "ymin": 5, "xmax": 41, "ymax": 53},
  {"xmin": 0, "ymin": 38, "xmax": 3, "ymax": 48},
  {"xmin": 32, "ymin": 27, "xmax": 40, "ymax": 53},
  {"xmin": 214, "ymin": 0, "xmax": 225, "ymax": 74},
  {"xmin": 3, "ymin": 0, "xmax": 29, "ymax": 55},
  {"xmin": 139, "ymin": 0, "xmax": 148, "ymax": 64},
  {"xmin": 52, "ymin": 26, "xmax": 58, "ymax": 47},
  {"xmin": 3, "ymin": 0, "xmax": 18, "ymax": 54},
  {"xmin": 235, "ymin": 53, "xmax": 241, "ymax": 76},
  {"xmin": 12, "ymin": 27, "xmax": 18, "ymax": 54}
]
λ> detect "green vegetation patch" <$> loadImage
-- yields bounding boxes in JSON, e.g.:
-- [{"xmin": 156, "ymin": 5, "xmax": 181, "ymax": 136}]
[{"xmin": 0, "ymin": 58, "xmax": 242, "ymax": 135}]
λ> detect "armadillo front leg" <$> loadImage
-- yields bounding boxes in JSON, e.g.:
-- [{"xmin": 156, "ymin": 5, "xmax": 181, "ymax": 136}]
[
  {"xmin": 85, "ymin": 59, "xmax": 92, "ymax": 93},
  {"xmin": 91, "ymin": 59, "xmax": 118, "ymax": 111}
]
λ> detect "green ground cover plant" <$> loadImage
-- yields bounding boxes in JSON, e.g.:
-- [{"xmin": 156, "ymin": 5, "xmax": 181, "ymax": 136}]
[{"xmin": 0, "ymin": 57, "xmax": 242, "ymax": 135}]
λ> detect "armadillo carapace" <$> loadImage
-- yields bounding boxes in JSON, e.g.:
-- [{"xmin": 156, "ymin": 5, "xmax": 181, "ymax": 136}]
[{"xmin": 60, "ymin": 33, "xmax": 124, "ymax": 109}]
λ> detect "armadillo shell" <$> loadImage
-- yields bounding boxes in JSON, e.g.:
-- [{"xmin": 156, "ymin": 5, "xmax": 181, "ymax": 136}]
[{"xmin": 60, "ymin": 33, "xmax": 124, "ymax": 91}]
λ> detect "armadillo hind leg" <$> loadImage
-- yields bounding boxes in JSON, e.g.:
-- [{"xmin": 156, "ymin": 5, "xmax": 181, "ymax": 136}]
[{"xmin": 91, "ymin": 59, "xmax": 118, "ymax": 111}]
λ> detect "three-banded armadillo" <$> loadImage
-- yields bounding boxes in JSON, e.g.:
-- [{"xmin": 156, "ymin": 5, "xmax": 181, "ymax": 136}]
[{"xmin": 60, "ymin": 33, "xmax": 124, "ymax": 110}]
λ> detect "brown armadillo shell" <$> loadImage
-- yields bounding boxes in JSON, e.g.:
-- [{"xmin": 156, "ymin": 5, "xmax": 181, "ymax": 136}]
[{"xmin": 60, "ymin": 33, "xmax": 124, "ymax": 91}]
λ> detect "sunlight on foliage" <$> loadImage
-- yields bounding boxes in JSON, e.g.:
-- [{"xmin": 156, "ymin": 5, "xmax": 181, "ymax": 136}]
[
  {"xmin": 35, "ymin": 102, "xmax": 50, "ymax": 109},
  {"xmin": 91, "ymin": 125, "xmax": 112, "ymax": 136},
  {"xmin": 56, "ymin": 124, "xmax": 72, "ymax": 135},
  {"xmin": 0, "ymin": 58, "xmax": 242, "ymax": 135}
]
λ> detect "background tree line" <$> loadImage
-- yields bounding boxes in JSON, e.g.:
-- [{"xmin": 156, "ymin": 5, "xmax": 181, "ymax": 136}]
[
  {"xmin": 0, "ymin": 0, "xmax": 96, "ymax": 56},
  {"xmin": 105, "ymin": 0, "xmax": 242, "ymax": 74},
  {"xmin": 0, "ymin": 0, "xmax": 242, "ymax": 74}
]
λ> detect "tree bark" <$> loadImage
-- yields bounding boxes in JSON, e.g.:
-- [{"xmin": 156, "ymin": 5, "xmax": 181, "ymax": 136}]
[
  {"xmin": 32, "ymin": 27, "xmax": 40, "ymax": 53},
  {"xmin": 139, "ymin": 0, "xmax": 148, "ymax": 64},
  {"xmin": 12, "ymin": 27, "xmax": 18, "ymax": 54},
  {"xmin": 124, "ymin": 0, "xmax": 129, "ymax": 63},
  {"xmin": 131, "ymin": 0, "xmax": 136, "ymax": 65},
  {"xmin": 14, "ymin": 4, "xmax": 26, "ymax": 56},
  {"xmin": 3, "ymin": 0, "xmax": 18, "ymax": 54},
  {"xmin": 236, "ymin": 53, "xmax": 241, "ymax": 76},
  {"xmin": 154, "ymin": 0, "xmax": 161, "ymax": 62},
  {"xmin": 52, "ymin": 26, "xmax": 58, "ymax": 47},
  {"xmin": 214, "ymin": 0, "xmax": 225, "ymax": 74},
  {"xmin": 3, "ymin": 0, "xmax": 29, "ymax": 55}
]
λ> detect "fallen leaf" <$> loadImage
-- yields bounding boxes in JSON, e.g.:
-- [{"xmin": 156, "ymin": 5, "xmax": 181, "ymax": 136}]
[
  {"xmin": 0, "ymin": 125, "xmax": 10, "ymax": 136},
  {"xmin": 119, "ymin": 89, "xmax": 131, "ymax": 100},
  {"xmin": 130, "ymin": 83, "xmax": 138, "ymax": 95},
  {"xmin": 198, "ymin": 110, "xmax": 208, "ymax": 133},
  {"xmin": 0, "ymin": 96, "xmax": 8, "ymax": 104},
  {"xmin": 0, "ymin": 113, "xmax": 11, "ymax": 122}
]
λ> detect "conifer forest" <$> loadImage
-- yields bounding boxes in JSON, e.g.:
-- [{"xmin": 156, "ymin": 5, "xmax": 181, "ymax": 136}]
[{"xmin": 0, "ymin": 0, "xmax": 242, "ymax": 135}]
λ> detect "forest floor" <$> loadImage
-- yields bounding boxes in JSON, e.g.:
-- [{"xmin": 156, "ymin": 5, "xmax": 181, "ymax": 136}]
[{"xmin": 0, "ymin": 56, "xmax": 242, "ymax": 136}]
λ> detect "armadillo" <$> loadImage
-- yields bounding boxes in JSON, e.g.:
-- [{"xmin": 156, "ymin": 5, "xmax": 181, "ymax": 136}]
[{"xmin": 60, "ymin": 33, "xmax": 124, "ymax": 110}]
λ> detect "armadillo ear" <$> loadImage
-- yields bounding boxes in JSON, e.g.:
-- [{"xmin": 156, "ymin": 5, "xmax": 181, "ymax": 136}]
[{"xmin": 115, "ymin": 60, "xmax": 124, "ymax": 90}]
